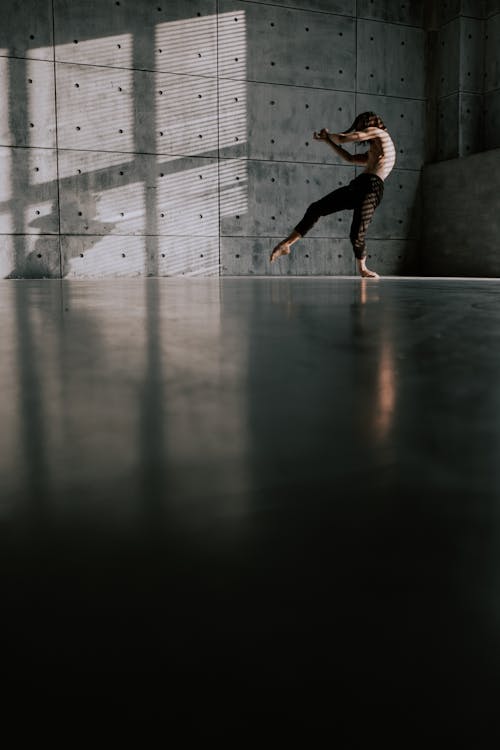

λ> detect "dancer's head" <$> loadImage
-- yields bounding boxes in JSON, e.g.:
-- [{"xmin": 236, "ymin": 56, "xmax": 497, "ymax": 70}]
[{"xmin": 345, "ymin": 111, "xmax": 387, "ymax": 132}]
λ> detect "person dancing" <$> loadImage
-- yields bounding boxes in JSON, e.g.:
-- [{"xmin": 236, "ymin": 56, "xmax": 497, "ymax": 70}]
[{"xmin": 270, "ymin": 112, "xmax": 396, "ymax": 279}]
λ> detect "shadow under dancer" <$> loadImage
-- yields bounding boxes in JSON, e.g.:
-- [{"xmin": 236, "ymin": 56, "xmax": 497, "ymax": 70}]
[{"xmin": 270, "ymin": 111, "xmax": 396, "ymax": 279}]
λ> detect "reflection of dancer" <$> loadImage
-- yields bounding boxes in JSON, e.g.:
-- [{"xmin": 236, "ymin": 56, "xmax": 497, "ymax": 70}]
[{"xmin": 270, "ymin": 112, "xmax": 396, "ymax": 279}]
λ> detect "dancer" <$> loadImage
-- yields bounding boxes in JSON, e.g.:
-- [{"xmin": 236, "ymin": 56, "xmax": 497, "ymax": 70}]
[{"xmin": 270, "ymin": 112, "xmax": 396, "ymax": 278}]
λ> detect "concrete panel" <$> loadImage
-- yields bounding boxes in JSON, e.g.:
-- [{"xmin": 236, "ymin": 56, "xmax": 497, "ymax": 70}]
[
  {"xmin": 220, "ymin": 159, "xmax": 355, "ymax": 238},
  {"xmin": 356, "ymin": 20, "xmax": 425, "ymax": 99},
  {"xmin": 363, "ymin": 240, "xmax": 419, "ymax": 275},
  {"xmin": 0, "ymin": 58, "xmax": 56, "ymax": 149},
  {"xmin": 219, "ymin": 1, "xmax": 355, "ymax": 90},
  {"xmin": 437, "ymin": 94, "xmax": 459, "ymax": 160},
  {"xmin": 355, "ymin": 94, "xmax": 426, "ymax": 170},
  {"xmin": 436, "ymin": 18, "xmax": 460, "ymax": 98},
  {"xmin": 62, "ymin": 234, "xmax": 218, "ymax": 277},
  {"xmin": 219, "ymin": 79, "xmax": 355, "ymax": 162},
  {"xmin": 357, "ymin": 0, "xmax": 424, "ymax": 27},
  {"xmin": 245, "ymin": 0, "xmax": 355, "ymax": 14},
  {"xmin": 460, "ymin": 93, "xmax": 483, "ymax": 155},
  {"xmin": 54, "ymin": 0, "xmax": 217, "ymax": 77},
  {"xmin": 0, "ymin": 0, "xmax": 53, "ymax": 60},
  {"xmin": 221, "ymin": 236, "xmax": 355, "ymax": 275},
  {"xmin": 423, "ymin": 148, "xmax": 500, "ymax": 276},
  {"xmin": 59, "ymin": 151, "xmax": 219, "ymax": 237},
  {"xmin": 460, "ymin": 18, "xmax": 484, "ymax": 93},
  {"xmin": 0, "ymin": 235, "xmax": 60, "ymax": 279},
  {"xmin": 0, "ymin": 146, "xmax": 58, "ymax": 234},
  {"xmin": 56, "ymin": 63, "xmax": 218, "ymax": 157},
  {"xmin": 485, "ymin": 13, "xmax": 500, "ymax": 92},
  {"xmin": 484, "ymin": 90, "xmax": 500, "ymax": 149}
]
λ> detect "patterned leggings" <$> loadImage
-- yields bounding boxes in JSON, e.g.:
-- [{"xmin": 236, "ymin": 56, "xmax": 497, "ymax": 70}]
[{"xmin": 294, "ymin": 173, "xmax": 384, "ymax": 259}]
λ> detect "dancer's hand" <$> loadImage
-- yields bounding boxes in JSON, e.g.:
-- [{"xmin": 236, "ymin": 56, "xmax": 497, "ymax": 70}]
[{"xmin": 313, "ymin": 128, "xmax": 331, "ymax": 141}]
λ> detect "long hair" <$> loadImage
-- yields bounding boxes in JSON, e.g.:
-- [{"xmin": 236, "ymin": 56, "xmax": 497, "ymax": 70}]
[{"xmin": 345, "ymin": 111, "xmax": 387, "ymax": 132}]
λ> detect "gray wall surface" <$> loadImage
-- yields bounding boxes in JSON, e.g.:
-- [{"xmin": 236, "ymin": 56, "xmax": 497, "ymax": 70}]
[
  {"xmin": 426, "ymin": 0, "xmax": 500, "ymax": 160},
  {"xmin": 0, "ymin": 0, "xmax": 426, "ymax": 278},
  {"xmin": 485, "ymin": 1, "xmax": 500, "ymax": 150},
  {"xmin": 422, "ymin": 147, "xmax": 500, "ymax": 276},
  {"xmin": 421, "ymin": 0, "xmax": 500, "ymax": 277}
]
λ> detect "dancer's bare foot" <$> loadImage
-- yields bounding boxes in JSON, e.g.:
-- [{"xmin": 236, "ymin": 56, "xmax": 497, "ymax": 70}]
[
  {"xmin": 270, "ymin": 241, "xmax": 291, "ymax": 263},
  {"xmin": 359, "ymin": 267, "xmax": 379, "ymax": 279},
  {"xmin": 357, "ymin": 260, "xmax": 379, "ymax": 279}
]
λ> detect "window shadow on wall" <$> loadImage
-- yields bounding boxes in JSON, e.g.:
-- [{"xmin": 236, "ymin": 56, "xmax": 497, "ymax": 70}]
[{"xmin": 1, "ymin": 6, "xmax": 247, "ymax": 279}]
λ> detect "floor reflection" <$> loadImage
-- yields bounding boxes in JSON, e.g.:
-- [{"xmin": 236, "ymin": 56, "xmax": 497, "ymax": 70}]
[{"xmin": 2, "ymin": 278, "xmax": 500, "ymax": 736}]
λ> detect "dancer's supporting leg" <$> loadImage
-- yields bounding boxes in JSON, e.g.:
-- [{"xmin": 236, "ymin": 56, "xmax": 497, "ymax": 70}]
[{"xmin": 350, "ymin": 176, "xmax": 383, "ymax": 278}]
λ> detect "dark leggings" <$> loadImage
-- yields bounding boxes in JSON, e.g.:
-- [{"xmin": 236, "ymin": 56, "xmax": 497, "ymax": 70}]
[{"xmin": 294, "ymin": 173, "xmax": 384, "ymax": 259}]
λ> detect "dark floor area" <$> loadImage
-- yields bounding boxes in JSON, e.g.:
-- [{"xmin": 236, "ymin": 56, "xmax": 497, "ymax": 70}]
[{"xmin": 1, "ymin": 277, "xmax": 500, "ymax": 738}]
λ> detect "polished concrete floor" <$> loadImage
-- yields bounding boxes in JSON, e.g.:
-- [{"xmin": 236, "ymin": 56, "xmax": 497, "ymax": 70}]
[{"xmin": 1, "ymin": 276, "xmax": 500, "ymax": 737}]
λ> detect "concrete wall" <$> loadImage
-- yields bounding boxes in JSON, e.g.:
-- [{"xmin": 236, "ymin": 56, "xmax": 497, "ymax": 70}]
[
  {"xmin": 421, "ymin": 1, "xmax": 500, "ymax": 277},
  {"xmin": 426, "ymin": 0, "xmax": 500, "ymax": 160},
  {"xmin": 422, "ymin": 147, "xmax": 500, "ymax": 276},
  {"xmin": 0, "ymin": 0, "xmax": 426, "ymax": 278},
  {"xmin": 485, "ymin": 0, "xmax": 500, "ymax": 149}
]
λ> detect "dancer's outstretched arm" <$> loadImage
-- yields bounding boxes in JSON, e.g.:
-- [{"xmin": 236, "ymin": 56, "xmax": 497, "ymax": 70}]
[
  {"xmin": 313, "ymin": 128, "xmax": 368, "ymax": 165},
  {"xmin": 333, "ymin": 127, "xmax": 381, "ymax": 144}
]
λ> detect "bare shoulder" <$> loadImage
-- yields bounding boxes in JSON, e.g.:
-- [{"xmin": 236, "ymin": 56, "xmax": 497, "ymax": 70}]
[{"xmin": 365, "ymin": 126, "xmax": 392, "ymax": 140}]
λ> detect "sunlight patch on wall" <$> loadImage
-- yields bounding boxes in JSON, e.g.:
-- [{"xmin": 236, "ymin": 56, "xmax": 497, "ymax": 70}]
[
  {"xmin": 54, "ymin": 33, "xmax": 133, "ymax": 68},
  {"xmin": 155, "ymin": 15, "xmax": 217, "ymax": 76},
  {"xmin": 1, "ymin": 10, "xmax": 248, "ymax": 277},
  {"xmin": 158, "ymin": 236, "xmax": 219, "ymax": 276},
  {"xmin": 56, "ymin": 61, "xmax": 134, "ymax": 152},
  {"xmin": 155, "ymin": 11, "xmax": 246, "ymax": 159},
  {"xmin": 29, "ymin": 44, "xmax": 54, "ymax": 60},
  {"xmin": 0, "ymin": 211, "xmax": 14, "ymax": 233},
  {"xmin": 0, "ymin": 237, "xmax": 15, "ymax": 277},
  {"xmin": 63, "ymin": 234, "xmax": 146, "ymax": 277},
  {"xmin": 94, "ymin": 181, "xmax": 146, "ymax": 235},
  {"xmin": 58, "ymin": 149, "xmax": 131, "ymax": 182},
  {"xmin": 218, "ymin": 10, "xmax": 247, "ymax": 79},
  {"xmin": 29, "ymin": 149, "xmax": 58, "ymax": 186},
  {"xmin": 155, "ymin": 73, "xmax": 218, "ymax": 156},
  {"xmin": 156, "ymin": 161, "xmax": 218, "ymax": 236},
  {"xmin": 216, "ymin": 11, "xmax": 247, "ymax": 153},
  {"xmin": 219, "ymin": 159, "xmax": 248, "ymax": 218},
  {"xmin": 218, "ymin": 79, "xmax": 247, "ymax": 152}
]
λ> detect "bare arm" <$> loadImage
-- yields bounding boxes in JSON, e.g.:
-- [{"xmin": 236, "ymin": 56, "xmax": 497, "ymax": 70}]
[
  {"xmin": 313, "ymin": 128, "xmax": 367, "ymax": 164},
  {"xmin": 325, "ymin": 136, "xmax": 355, "ymax": 163},
  {"xmin": 333, "ymin": 127, "xmax": 380, "ymax": 144}
]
